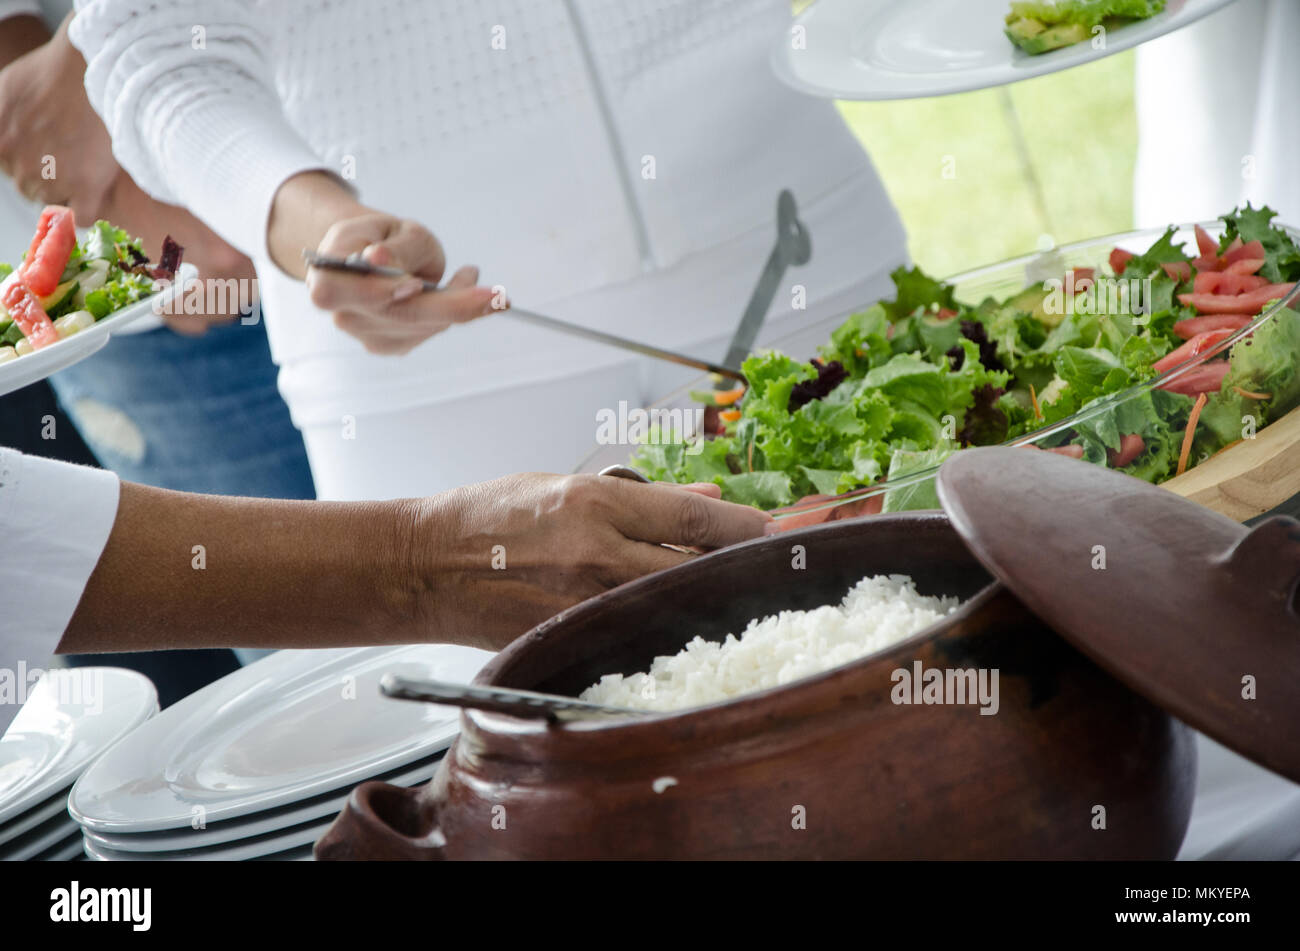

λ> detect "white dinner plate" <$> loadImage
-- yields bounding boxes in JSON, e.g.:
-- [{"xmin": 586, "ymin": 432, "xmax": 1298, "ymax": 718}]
[
  {"xmin": 772, "ymin": 0, "xmax": 1238, "ymax": 101},
  {"xmin": 83, "ymin": 815, "xmax": 331, "ymax": 862},
  {"xmin": 35, "ymin": 831, "xmax": 85, "ymax": 861},
  {"xmin": 0, "ymin": 786, "xmax": 70, "ymax": 847},
  {"xmin": 0, "ymin": 668, "xmax": 158, "ymax": 826},
  {"xmin": 0, "ymin": 810, "xmax": 78, "ymax": 861},
  {"xmin": 0, "ymin": 263, "xmax": 197, "ymax": 397},
  {"xmin": 70, "ymin": 645, "xmax": 492, "ymax": 834},
  {"xmin": 81, "ymin": 752, "xmax": 443, "ymax": 853}
]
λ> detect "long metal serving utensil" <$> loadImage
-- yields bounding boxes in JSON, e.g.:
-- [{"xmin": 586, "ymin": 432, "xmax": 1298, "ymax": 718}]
[
  {"xmin": 379, "ymin": 673, "xmax": 643, "ymax": 722},
  {"xmin": 301, "ymin": 250, "xmax": 746, "ymax": 383},
  {"xmin": 715, "ymin": 189, "xmax": 810, "ymax": 389}
]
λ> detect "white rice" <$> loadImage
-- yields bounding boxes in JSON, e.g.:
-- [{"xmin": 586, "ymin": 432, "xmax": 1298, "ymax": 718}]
[{"xmin": 580, "ymin": 574, "xmax": 959, "ymax": 712}]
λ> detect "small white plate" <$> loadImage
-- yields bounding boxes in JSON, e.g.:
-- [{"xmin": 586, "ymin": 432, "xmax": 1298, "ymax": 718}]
[
  {"xmin": 83, "ymin": 816, "xmax": 330, "ymax": 862},
  {"xmin": 81, "ymin": 753, "xmax": 443, "ymax": 853},
  {"xmin": 0, "ymin": 263, "xmax": 197, "ymax": 397},
  {"xmin": 772, "ymin": 0, "xmax": 1237, "ymax": 101},
  {"xmin": 0, "ymin": 786, "xmax": 70, "ymax": 847},
  {"xmin": 0, "ymin": 668, "xmax": 158, "ymax": 826},
  {"xmin": 0, "ymin": 811, "xmax": 78, "ymax": 861},
  {"xmin": 70, "ymin": 645, "xmax": 491, "ymax": 834},
  {"xmin": 35, "ymin": 830, "xmax": 85, "ymax": 861}
]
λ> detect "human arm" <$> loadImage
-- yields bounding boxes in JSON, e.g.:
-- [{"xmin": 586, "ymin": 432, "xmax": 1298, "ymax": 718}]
[
  {"xmin": 70, "ymin": 1, "xmax": 494, "ymax": 353},
  {"xmin": 57, "ymin": 472, "xmax": 771, "ymax": 654},
  {"xmin": 0, "ymin": 12, "xmax": 258, "ymax": 333}
]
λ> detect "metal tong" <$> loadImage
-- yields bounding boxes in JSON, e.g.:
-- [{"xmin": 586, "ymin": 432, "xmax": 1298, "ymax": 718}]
[
  {"xmin": 379, "ymin": 673, "xmax": 643, "ymax": 722},
  {"xmin": 301, "ymin": 250, "xmax": 746, "ymax": 384}
]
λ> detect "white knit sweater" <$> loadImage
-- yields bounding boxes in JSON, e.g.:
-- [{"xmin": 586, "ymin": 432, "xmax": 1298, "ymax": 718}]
[{"xmin": 69, "ymin": 0, "xmax": 906, "ymax": 424}]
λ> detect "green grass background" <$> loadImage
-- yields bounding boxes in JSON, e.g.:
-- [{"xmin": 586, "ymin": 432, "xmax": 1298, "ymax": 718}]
[{"xmin": 837, "ymin": 51, "xmax": 1137, "ymax": 277}]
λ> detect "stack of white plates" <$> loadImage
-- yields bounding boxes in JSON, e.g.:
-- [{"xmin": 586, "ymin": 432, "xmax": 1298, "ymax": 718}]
[
  {"xmin": 70, "ymin": 644, "xmax": 491, "ymax": 861},
  {"xmin": 1, "ymin": 667, "xmax": 159, "ymax": 861}
]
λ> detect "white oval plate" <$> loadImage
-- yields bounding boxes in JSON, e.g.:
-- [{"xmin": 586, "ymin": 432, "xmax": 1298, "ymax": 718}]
[
  {"xmin": 0, "ymin": 668, "xmax": 158, "ymax": 826},
  {"xmin": 0, "ymin": 786, "xmax": 71, "ymax": 847},
  {"xmin": 70, "ymin": 644, "xmax": 491, "ymax": 834},
  {"xmin": 772, "ymin": 0, "xmax": 1237, "ymax": 101},
  {"xmin": 36, "ymin": 830, "xmax": 85, "ymax": 861},
  {"xmin": 83, "ymin": 815, "xmax": 330, "ymax": 862},
  {"xmin": 81, "ymin": 752, "xmax": 443, "ymax": 853},
  {"xmin": 0, "ymin": 263, "xmax": 198, "ymax": 397},
  {"xmin": 0, "ymin": 811, "xmax": 78, "ymax": 861}
]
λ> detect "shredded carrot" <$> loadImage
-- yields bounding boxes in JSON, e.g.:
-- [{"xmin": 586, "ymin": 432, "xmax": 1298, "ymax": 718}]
[
  {"xmin": 747, "ymin": 439, "xmax": 754, "ymax": 473},
  {"xmin": 1176, "ymin": 392, "xmax": 1208, "ymax": 477},
  {"xmin": 1233, "ymin": 385, "xmax": 1271, "ymax": 400},
  {"xmin": 719, "ymin": 409, "xmax": 742, "ymax": 423},
  {"xmin": 1029, "ymin": 383, "xmax": 1043, "ymax": 421},
  {"xmin": 713, "ymin": 386, "xmax": 746, "ymax": 407}
]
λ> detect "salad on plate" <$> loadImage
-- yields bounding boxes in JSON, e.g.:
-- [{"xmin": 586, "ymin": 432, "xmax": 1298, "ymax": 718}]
[
  {"xmin": 1005, "ymin": 0, "xmax": 1166, "ymax": 55},
  {"xmin": 0, "ymin": 205, "xmax": 183, "ymax": 364},
  {"xmin": 631, "ymin": 206, "xmax": 1300, "ymax": 518}
]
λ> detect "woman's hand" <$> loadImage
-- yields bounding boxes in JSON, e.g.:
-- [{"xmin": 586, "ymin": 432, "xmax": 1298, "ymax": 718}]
[
  {"xmin": 269, "ymin": 171, "xmax": 497, "ymax": 355},
  {"xmin": 62, "ymin": 472, "xmax": 769, "ymax": 655},
  {"xmin": 0, "ymin": 16, "xmax": 118, "ymax": 219},
  {"xmin": 410, "ymin": 473, "xmax": 773, "ymax": 650}
]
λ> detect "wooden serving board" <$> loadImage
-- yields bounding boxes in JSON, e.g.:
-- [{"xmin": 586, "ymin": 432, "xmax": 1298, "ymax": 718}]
[{"xmin": 1161, "ymin": 403, "xmax": 1300, "ymax": 522}]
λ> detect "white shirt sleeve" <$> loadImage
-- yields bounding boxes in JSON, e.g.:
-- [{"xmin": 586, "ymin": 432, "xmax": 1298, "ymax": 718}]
[
  {"xmin": 0, "ymin": 448, "xmax": 119, "ymax": 675},
  {"xmin": 68, "ymin": 0, "xmax": 335, "ymax": 260}
]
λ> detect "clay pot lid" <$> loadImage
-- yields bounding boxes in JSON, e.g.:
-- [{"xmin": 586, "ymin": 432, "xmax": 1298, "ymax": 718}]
[{"xmin": 936, "ymin": 447, "xmax": 1300, "ymax": 783}]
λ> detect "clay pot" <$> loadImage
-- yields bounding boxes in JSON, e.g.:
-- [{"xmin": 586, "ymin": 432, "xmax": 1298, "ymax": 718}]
[{"xmin": 316, "ymin": 513, "xmax": 1196, "ymax": 860}]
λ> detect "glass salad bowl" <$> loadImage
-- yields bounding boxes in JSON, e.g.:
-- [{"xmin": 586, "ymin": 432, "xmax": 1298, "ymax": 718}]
[{"xmin": 577, "ymin": 218, "xmax": 1300, "ymax": 524}]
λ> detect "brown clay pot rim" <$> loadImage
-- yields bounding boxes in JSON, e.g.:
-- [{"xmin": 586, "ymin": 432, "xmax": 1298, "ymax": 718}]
[{"xmin": 464, "ymin": 512, "xmax": 1006, "ymax": 739}]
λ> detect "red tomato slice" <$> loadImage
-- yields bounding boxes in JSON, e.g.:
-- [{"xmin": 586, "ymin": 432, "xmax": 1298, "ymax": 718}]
[
  {"xmin": 1110, "ymin": 247, "xmax": 1134, "ymax": 275},
  {"xmin": 1222, "ymin": 240, "xmax": 1265, "ymax": 266},
  {"xmin": 1161, "ymin": 260, "xmax": 1192, "ymax": 281},
  {"xmin": 1193, "ymin": 271, "xmax": 1222, "ymax": 294},
  {"xmin": 1156, "ymin": 327, "xmax": 1240, "ymax": 371},
  {"xmin": 1107, "ymin": 434, "xmax": 1146, "ymax": 468},
  {"xmin": 1172, "ymin": 314, "xmax": 1252, "ymax": 339},
  {"xmin": 1157, "ymin": 361, "xmax": 1231, "ymax": 396},
  {"xmin": 1194, "ymin": 224, "xmax": 1218, "ymax": 258},
  {"xmin": 0, "ymin": 275, "xmax": 58, "ymax": 349},
  {"xmin": 776, "ymin": 492, "xmax": 882, "ymax": 531},
  {"xmin": 1178, "ymin": 283, "xmax": 1296, "ymax": 314},
  {"xmin": 1224, "ymin": 257, "xmax": 1266, "ymax": 276},
  {"xmin": 1191, "ymin": 254, "xmax": 1222, "ymax": 273},
  {"xmin": 17, "ymin": 206, "xmax": 77, "ymax": 298},
  {"xmin": 1195, "ymin": 272, "xmax": 1267, "ymax": 295},
  {"xmin": 1066, "ymin": 267, "xmax": 1095, "ymax": 292},
  {"xmin": 1218, "ymin": 273, "xmax": 1268, "ymax": 295},
  {"xmin": 776, "ymin": 495, "xmax": 839, "ymax": 530},
  {"xmin": 828, "ymin": 495, "xmax": 884, "ymax": 521},
  {"xmin": 936, "ymin": 307, "xmax": 957, "ymax": 320},
  {"xmin": 1222, "ymin": 236, "xmax": 1243, "ymax": 256}
]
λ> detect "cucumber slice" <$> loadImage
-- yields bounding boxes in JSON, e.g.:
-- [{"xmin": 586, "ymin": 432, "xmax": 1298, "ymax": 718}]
[{"xmin": 39, "ymin": 278, "xmax": 80, "ymax": 317}]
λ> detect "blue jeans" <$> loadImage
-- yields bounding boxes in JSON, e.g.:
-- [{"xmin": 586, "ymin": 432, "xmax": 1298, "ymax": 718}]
[
  {"xmin": 49, "ymin": 316, "xmax": 315, "ymax": 499},
  {"xmin": 49, "ymin": 315, "xmax": 313, "ymax": 668}
]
